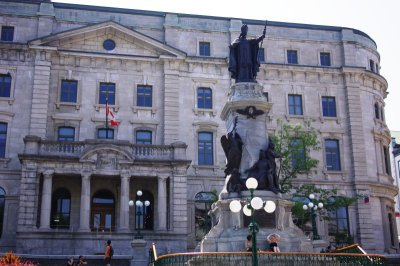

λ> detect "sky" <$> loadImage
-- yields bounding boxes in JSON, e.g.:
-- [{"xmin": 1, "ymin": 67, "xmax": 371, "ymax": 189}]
[{"xmin": 52, "ymin": 0, "xmax": 400, "ymax": 131}]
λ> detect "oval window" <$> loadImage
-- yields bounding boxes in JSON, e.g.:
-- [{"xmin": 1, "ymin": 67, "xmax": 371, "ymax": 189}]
[{"xmin": 103, "ymin": 39, "xmax": 116, "ymax": 51}]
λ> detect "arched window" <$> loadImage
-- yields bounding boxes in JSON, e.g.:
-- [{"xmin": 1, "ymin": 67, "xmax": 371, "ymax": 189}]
[
  {"xmin": 91, "ymin": 190, "xmax": 115, "ymax": 232},
  {"xmin": 194, "ymin": 192, "xmax": 217, "ymax": 242},
  {"xmin": 0, "ymin": 187, "xmax": 5, "ymax": 238},
  {"xmin": 50, "ymin": 188, "xmax": 71, "ymax": 228},
  {"xmin": 135, "ymin": 190, "xmax": 154, "ymax": 230}
]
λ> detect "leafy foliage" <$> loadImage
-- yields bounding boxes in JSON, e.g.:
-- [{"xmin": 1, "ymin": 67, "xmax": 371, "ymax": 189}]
[
  {"xmin": 0, "ymin": 251, "xmax": 37, "ymax": 266},
  {"xmin": 271, "ymin": 119, "xmax": 320, "ymax": 192}
]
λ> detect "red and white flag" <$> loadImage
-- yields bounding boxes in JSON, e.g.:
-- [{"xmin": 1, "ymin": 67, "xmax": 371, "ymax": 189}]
[{"xmin": 106, "ymin": 102, "xmax": 118, "ymax": 127}]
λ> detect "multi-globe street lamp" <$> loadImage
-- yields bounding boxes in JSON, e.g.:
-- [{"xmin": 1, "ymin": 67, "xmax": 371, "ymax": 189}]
[
  {"xmin": 302, "ymin": 193, "xmax": 324, "ymax": 240},
  {"xmin": 229, "ymin": 177, "xmax": 276, "ymax": 266},
  {"xmin": 129, "ymin": 190, "xmax": 150, "ymax": 239}
]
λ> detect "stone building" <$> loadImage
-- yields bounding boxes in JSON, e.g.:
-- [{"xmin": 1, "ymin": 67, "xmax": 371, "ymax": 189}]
[{"xmin": 0, "ymin": 0, "xmax": 397, "ymax": 257}]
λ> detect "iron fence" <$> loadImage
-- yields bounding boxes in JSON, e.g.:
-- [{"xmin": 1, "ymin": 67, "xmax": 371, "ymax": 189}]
[{"xmin": 154, "ymin": 251, "xmax": 387, "ymax": 266}]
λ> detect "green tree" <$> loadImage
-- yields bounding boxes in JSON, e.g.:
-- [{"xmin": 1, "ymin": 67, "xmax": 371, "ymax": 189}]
[{"xmin": 271, "ymin": 119, "xmax": 320, "ymax": 192}]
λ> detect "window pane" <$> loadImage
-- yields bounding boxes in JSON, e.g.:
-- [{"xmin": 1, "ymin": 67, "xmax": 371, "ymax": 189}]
[
  {"xmin": 291, "ymin": 138, "xmax": 305, "ymax": 169},
  {"xmin": 198, "ymin": 132, "xmax": 213, "ymax": 165},
  {"xmin": 197, "ymin": 87, "xmax": 212, "ymax": 109},
  {"xmin": 199, "ymin": 42, "xmax": 210, "ymax": 56},
  {"xmin": 325, "ymin": 139, "xmax": 341, "ymax": 171},
  {"xmin": 60, "ymin": 80, "xmax": 77, "ymax": 103},
  {"xmin": 287, "ymin": 50, "xmax": 298, "ymax": 64},
  {"xmin": 99, "ymin": 83, "xmax": 115, "ymax": 104},
  {"xmin": 0, "ymin": 74, "xmax": 11, "ymax": 97},
  {"xmin": 136, "ymin": 130, "xmax": 152, "ymax": 144},
  {"xmin": 258, "ymin": 48, "xmax": 265, "ymax": 63},
  {"xmin": 0, "ymin": 123, "xmax": 7, "ymax": 158},
  {"xmin": 322, "ymin": 96, "xmax": 336, "ymax": 117},
  {"xmin": 137, "ymin": 85, "xmax": 152, "ymax": 107},
  {"xmin": 51, "ymin": 188, "xmax": 71, "ymax": 228},
  {"xmin": 320, "ymin": 52, "xmax": 331, "ymax": 66},
  {"xmin": 58, "ymin": 127, "xmax": 75, "ymax": 141},
  {"xmin": 98, "ymin": 128, "xmax": 114, "ymax": 139},
  {"xmin": 288, "ymin": 94, "xmax": 303, "ymax": 115},
  {"xmin": 105, "ymin": 214, "xmax": 112, "ymax": 229},
  {"xmin": 1, "ymin": 26, "xmax": 14, "ymax": 42}
]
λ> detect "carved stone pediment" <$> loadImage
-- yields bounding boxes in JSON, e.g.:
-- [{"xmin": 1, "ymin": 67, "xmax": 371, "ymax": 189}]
[
  {"xmin": 79, "ymin": 144, "xmax": 134, "ymax": 170},
  {"xmin": 29, "ymin": 21, "xmax": 186, "ymax": 59}
]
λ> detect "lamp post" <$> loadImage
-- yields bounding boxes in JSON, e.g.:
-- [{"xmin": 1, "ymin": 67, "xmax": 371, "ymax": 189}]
[
  {"xmin": 229, "ymin": 177, "xmax": 276, "ymax": 266},
  {"xmin": 129, "ymin": 190, "xmax": 150, "ymax": 239},
  {"xmin": 302, "ymin": 193, "xmax": 324, "ymax": 240}
]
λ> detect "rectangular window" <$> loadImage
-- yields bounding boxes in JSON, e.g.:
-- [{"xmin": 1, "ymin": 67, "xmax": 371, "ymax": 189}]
[
  {"xmin": 136, "ymin": 130, "xmax": 152, "ymax": 144},
  {"xmin": 287, "ymin": 50, "xmax": 298, "ymax": 64},
  {"xmin": 322, "ymin": 96, "xmax": 337, "ymax": 117},
  {"xmin": 325, "ymin": 139, "xmax": 341, "ymax": 171},
  {"xmin": 137, "ymin": 85, "xmax": 152, "ymax": 107},
  {"xmin": 58, "ymin": 127, "xmax": 75, "ymax": 141},
  {"xmin": 258, "ymin": 48, "xmax": 265, "ymax": 63},
  {"xmin": 0, "ymin": 74, "xmax": 11, "ymax": 98},
  {"xmin": 99, "ymin": 82, "xmax": 115, "ymax": 105},
  {"xmin": 328, "ymin": 205, "xmax": 349, "ymax": 235},
  {"xmin": 198, "ymin": 132, "xmax": 213, "ymax": 165},
  {"xmin": 369, "ymin": 60, "xmax": 375, "ymax": 72},
  {"xmin": 0, "ymin": 123, "xmax": 7, "ymax": 158},
  {"xmin": 199, "ymin": 42, "xmax": 210, "ymax": 56},
  {"xmin": 320, "ymin": 52, "xmax": 331, "ymax": 66},
  {"xmin": 1, "ymin": 26, "xmax": 14, "ymax": 42},
  {"xmin": 197, "ymin": 87, "xmax": 212, "ymax": 109},
  {"xmin": 60, "ymin": 80, "xmax": 78, "ymax": 103},
  {"xmin": 288, "ymin": 94, "xmax": 303, "ymax": 115},
  {"xmin": 383, "ymin": 146, "xmax": 391, "ymax": 175},
  {"xmin": 263, "ymin": 92, "xmax": 269, "ymax": 102},
  {"xmin": 97, "ymin": 128, "xmax": 114, "ymax": 139},
  {"xmin": 291, "ymin": 138, "xmax": 305, "ymax": 170}
]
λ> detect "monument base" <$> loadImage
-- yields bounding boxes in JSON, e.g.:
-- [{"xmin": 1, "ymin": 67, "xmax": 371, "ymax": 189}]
[{"xmin": 201, "ymin": 192, "xmax": 313, "ymax": 252}]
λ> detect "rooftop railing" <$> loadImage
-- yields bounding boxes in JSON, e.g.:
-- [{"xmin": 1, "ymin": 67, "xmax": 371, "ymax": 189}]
[{"xmin": 154, "ymin": 251, "xmax": 387, "ymax": 266}]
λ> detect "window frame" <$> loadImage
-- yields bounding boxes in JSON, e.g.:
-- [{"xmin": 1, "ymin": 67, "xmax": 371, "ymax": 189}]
[
  {"xmin": 320, "ymin": 52, "xmax": 331, "ymax": 67},
  {"xmin": 135, "ymin": 130, "xmax": 152, "ymax": 144},
  {"xmin": 291, "ymin": 138, "xmax": 306, "ymax": 170},
  {"xmin": 322, "ymin": 96, "xmax": 337, "ymax": 117},
  {"xmin": 327, "ymin": 197, "xmax": 350, "ymax": 237},
  {"xmin": 197, "ymin": 87, "xmax": 213, "ymax": 109},
  {"xmin": 97, "ymin": 128, "xmax": 114, "ymax": 140},
  {"xmin": 258, "ymin": 48, "xmax": 265, "ymax": 63},
  {"xmin": 325, "ymin": 139, "xmax": 341, "ymax": 171},
  {"xmin": 1, "ymin": 26, "xmax": 14, "ymax": 42},
  {"xmin": 57, "ymin": 127, "xmax": 75, "ymax": 142},
  {"xmin": 50, "ymin": 188, "xmax": 71, "ymax": 229},
  {"xmin": 99, "ymin": 82, "xmax": 116, "ymax": 105},
  {"xmin": 60, "ymin": 80, "xmax": 78, "ymax": 103},
  {"xmin": 0, "ymin": 73, "xmax": 11, "ymax": 98},
  {"xmin": 136, "ymin": 85, "xmax": 153, "ymax": 108},
  {"xmin": 0, "ymin": 122, "xmax": 7, "ymax": 158},
  {"xmin": 287, "ymin": 49, "xmax": 298, "ymax": 64},
  {"xmin": 199, "ymin": 41, "xmax": 211, "ymax": 57},
  {"xmin": 198, "ymin": 132, "xmax": 214, "ymax": 166},
  {"xmin": 288, "ymin": 94, "xmax": 303, "ymax": 115}
]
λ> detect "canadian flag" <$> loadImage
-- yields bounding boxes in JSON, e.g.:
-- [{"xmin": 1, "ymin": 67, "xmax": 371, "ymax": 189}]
[{"xmin": 106, "ymin": 102, "xmax": 118, "ymax": 127}]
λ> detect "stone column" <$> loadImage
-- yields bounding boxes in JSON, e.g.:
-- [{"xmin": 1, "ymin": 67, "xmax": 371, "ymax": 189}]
[
  {"xmin": 39, "ymin": 170, "xmax": 54, "ymax": 230},
  {"xmin": 119, "ymin": 170, "xmax": 131, "ymax": 232},
  {"xmin": 79, "ymin": 171, "xmax": 91, "ymax": 232},
  {"xmin": 157, "ymin": 176, "xmax": 168, "ymax": 230}
]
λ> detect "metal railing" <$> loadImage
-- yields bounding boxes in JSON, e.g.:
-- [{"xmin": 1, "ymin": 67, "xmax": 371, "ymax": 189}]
[{"xmin": 154, "ymin": 251, "xmax": 387, "ymax": 265}]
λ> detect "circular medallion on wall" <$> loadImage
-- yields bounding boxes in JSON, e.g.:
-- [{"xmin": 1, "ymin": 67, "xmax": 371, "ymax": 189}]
[{"xmin": 103, "ymin": 39, "xmax": 116, "ymax": 51}]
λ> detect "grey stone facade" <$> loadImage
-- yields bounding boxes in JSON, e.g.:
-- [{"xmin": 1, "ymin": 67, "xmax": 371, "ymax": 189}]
[{"xmin": 0, "ymin": 0, "xmax": 397, "ymax": 257}]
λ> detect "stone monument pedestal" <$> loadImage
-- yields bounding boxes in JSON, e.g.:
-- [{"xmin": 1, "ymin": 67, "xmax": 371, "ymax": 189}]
[
  {"xmin": 201, "ymin": 191, "xmax": 313, "ymax": 252},
  {"xmin": 130, "ymin": 239, "xmax": 147, "ymax": 266}
]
